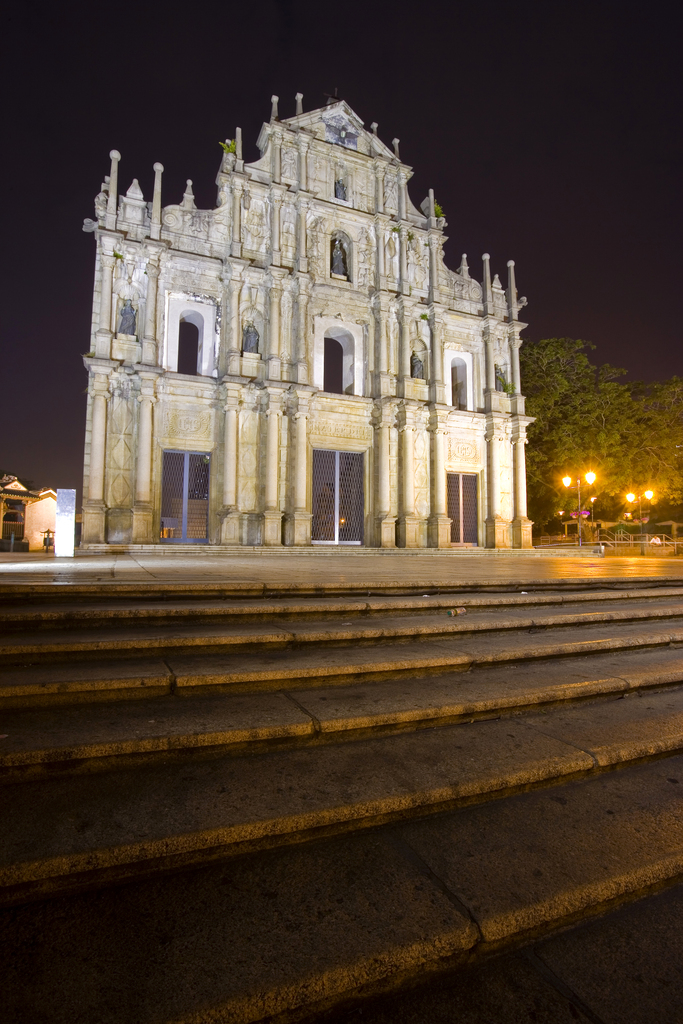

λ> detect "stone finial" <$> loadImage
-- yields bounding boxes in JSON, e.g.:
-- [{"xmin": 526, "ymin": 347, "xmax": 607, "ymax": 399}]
[
  {"xmin": 271, "ymin": 95, "xmax": 279, "ymax": 120},
  {"xmin": 507, "ymin": 259, "xmax": 518, "ymax": 320},
  {"xmin": 459, "ymin": 254, "xmax": 470, "ymax": 279},
  {"xmin": 482, "ymin": 253, "xmax": 493, "ymax": 312},
  {"xmin": 392, "ymin": 138, "xmax": 400, "ymax": 159},
  {"xmin": 295, "ymin": 93, "xmax": 303, "ymax": 115},
  {"xmin": 428, "ymin": 188, "xmax": 435, "ymax": 220},
  {"xmin": 126, "ymin": 178, "xmax": 143, "ymax": 199},
  {"xmin": 182, "ymin": 179, "xmax": 196, "ymax": 210},
  {"xmin": 106, "ymin": 150, "xmax": 121, "ymax": 229},
  {"xmin": 493, "ymin": 273, "xmax": 502, "ymax": 289},
  {"xmin": 371, "ymin": 122, "xmax": 378, "ymax": 135},
  {"xmin": 151, "ymin": 163, "xmax": 164, "ymax": 240}
]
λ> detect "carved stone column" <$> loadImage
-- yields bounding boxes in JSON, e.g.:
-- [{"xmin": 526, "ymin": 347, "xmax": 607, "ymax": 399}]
[
  {"xmin": 429, "ymin": 316, "xmax": 446, "ymax": 404},
  {"xmin": 374, "ymin": 401, "xmax": 396, "ymax": 547},
  {"xmin": 374, "ymin": 163, "xmax": 385, "ymax": 215},
  {"xmin": 219, "ymin": 386, "xmax": 241, "ymax": 544},
  {"xmin": 262, "ymin": 390, "xmax": 283, "ymax": 545},
  {"xmin": 267, "ymin": 272, "xmax": 283, "ymax": 381},
  {"xmin": 399, "ymin": 304, "xmax": 411, "ymax": 382},
  {"xmin": 512, "ymin": 432, "xmax": 533, "ymax": 548},
  {"xmin": 141, "ymin": 261, "xmax": 159, "ymax": 365},
  {"xmin": 96, "ymin": 253, "xmax": 115, "ymax": 358},
  {"xmin": 272, "ymin": 130, "xmax": 282, "ymax": 184},
  {"xmin": 270, "ymin": 191, "xmax": 282, "ymax": 268},
  {"xmin": 227, "ymin": 270, "xmax": 243, "ymax": 375},
  {"xmin": 296, "ymin": 278, "xmax": 309, "ymax": 384},
  {"xmin": 81, "ymin": 373, "xmax": 109, "ymax": 544},
  {"xmin": 510, "ymin": 337, "xmax": 522, "ymax": 395},
  {"xmin": 297, "ymin": 138, "xmax": 309, "ymax": 192},
  {"xmin": 297, "ymin": 197, "xmax": 308, "ymax": 274},
  {"xmin": 397, "ymin": 402, "xmax": 420, "ymax": 547},
  {"xmin": 485, "ymin": 422, "xmax": 510, "ymax": 548},
  {"xmin": 132, "ymin": 377, "xmax": 156, "ymax": 543},
  {"xmin": 285, "ymin": 392, "xmax": 312, "ymax": 545},
  {"xmin": 427, "ymin": 408, "xmax": 451, "ymax": 547},
  {"xmin": 399, "ymin": 225, "xmax": 409, "ymax": 296},
  {"xmin": 231, "ymin": 182, "xmax": 243, "ymax": 258},
  {"xmin": 428, "ymin": 233, "xmax": 439, "ymax": 304}
]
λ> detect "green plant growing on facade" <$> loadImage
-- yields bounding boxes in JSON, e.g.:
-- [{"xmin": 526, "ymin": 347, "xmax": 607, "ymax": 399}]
[
  {"xmin": 113, "ymin": 251, "xmax": 124, "ymax": 260},
  {"xmin": 219, "ymin": 140, "xmax": 236, "ymax": 154},
  {"xmin": 503, "ymin": 380, "xmax": 516, "ymax": 396},
  {"xmin": 433, "ymin": 201, "xmax": 444, "ymax": 218},
  {"xmin": 420, "ymin": 313, "xmax": 430, "ymax": 321}
]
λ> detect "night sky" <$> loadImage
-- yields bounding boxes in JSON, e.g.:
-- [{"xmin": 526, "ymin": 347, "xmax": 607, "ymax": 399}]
[{"xmin": 3, "ymin": 1, "xmax": 681, "ymax": 497}]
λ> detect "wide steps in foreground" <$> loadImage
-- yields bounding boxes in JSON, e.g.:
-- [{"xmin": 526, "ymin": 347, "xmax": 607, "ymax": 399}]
[{"xmin": 3, "ymin": 581, "xmax": 683, "ymax": 1022}]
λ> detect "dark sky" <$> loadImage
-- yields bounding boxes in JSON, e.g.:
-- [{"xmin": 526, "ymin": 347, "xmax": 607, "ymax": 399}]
[{"xmin": 2, "ymin": 1, "xmax": 681, "ymax": 495}]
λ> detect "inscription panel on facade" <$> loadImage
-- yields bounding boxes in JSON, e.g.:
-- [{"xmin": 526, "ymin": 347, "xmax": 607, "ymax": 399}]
[
  {"xmin": 446, "ymin": 436, "xmax": 481, "ymax": 465},
  {"xmin": 310, "ymin": 420, "xmax": 372, "ymax": 442},
  {"xmin": 161, "ymin": 407, "xmax": 213, "ymax": 445}
]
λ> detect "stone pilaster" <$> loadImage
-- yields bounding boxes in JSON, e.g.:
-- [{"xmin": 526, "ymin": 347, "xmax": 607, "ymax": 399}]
[
  {"xmin": 267, "ymin": 269, "xmax": 286, "ymax": 381},
  {"xmin": 132, "ymin": 374, "xmax": 157, "ymax": 544},
  {"xmin": 485, "ymin": 421, "xmax": 510, "ymax": 548},
  {"xmin": 227, "ymin": 266, "xmax": 244, "ymax": 375},
  {"xmin": 81, "ymin": 372, "xmax": 110, "ymax": 544},
  {"xmin": 219, "ymin": 385, "xmax": 241, "ymax": 544},
  {"xmin": 262, "ymin": 389, "xmax": 283, "ymax": 545},
  {"xmin": 231, "ymin": 180, "xmax": 243, "ymax": 258},
  {"xmin": 374, "ymin": 400, "xmax": 396, "ymax": 547},
  {"xmin": 427, "ymin": 407, "xmax": 451, "ymax": 547},
  {"xmin": 296, "ymin": 278, "xmax": 310, "ymax": 384},
  {"xmin": 141, "ymin": 260, "xmax": 159, "ymax": 366},
  {"xmin": 270, "ymin": 189, "xmax": 283, "ymax": 268},
  {"xmin": 397, "ymin": 401, "xmax": 420, "ymax": 547},
  {"xmin": 95, "ymin": 252, "xmax": 115, "ymax": 358},
  {"xmin": 284, "ymin": 391, "xmax": 311, "ymax": 545},
  {"xmin": 428, "ymin": 313, "xmax": 446, "ymax": 405}
]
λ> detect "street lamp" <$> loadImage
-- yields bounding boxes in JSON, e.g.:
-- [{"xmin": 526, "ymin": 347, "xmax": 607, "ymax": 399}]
[
  {"xmin": 563, "ymin": 472, "xmax": 597, "ymax": 547},
  {"xmin": 626, "ymin": 490, "xmax": 655, "ymax": 555}
]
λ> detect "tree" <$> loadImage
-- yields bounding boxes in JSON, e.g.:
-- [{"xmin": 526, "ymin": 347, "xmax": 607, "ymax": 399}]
[{"xmin": 520, "ymin": 338, "xmax": 683, "ymax": 532}]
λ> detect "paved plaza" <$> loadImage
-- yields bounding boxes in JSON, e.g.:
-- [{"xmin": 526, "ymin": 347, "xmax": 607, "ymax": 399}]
[{"xmin": 2, "ymin": 549, "xmax": 683, "ymax": 590}]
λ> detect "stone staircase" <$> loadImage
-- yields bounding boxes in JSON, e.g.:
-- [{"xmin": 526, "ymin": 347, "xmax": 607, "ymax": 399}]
[{"xmin": 3, "ymin": 580, "xmax": 683, "ymax": 1022}]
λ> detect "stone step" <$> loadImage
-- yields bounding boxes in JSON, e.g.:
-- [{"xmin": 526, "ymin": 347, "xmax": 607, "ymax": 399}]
[
  {"xmin": 4, "ymin": 618, "xmax": 683, "ymax": 708},
  {"xmin": 3, "ymin": 600, "xmax": 683, "ymax": 664},
  {"xmin": 3, "ymin": 685, "xmax": 683, "ymax": 906},
  {"xmin": 3, "ymin": 647, "xmax": 683, "ymax": 779},
  {"xmin": 3, "ymin": 586, "xmax": 683, "ymax": 631},
  {"xmin": 3, "ymin": 755, "xmax": 683, "ymax": 1023}
]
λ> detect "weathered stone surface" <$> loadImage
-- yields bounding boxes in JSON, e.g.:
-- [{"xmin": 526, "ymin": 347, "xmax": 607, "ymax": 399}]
[
  {"xmin": 537, "ymin": 884, "xmax": 683, "ymax": 1024},
  {"xmin": 400, "ymin": 756, "xmax": 683, "ymax": 943},
  {"xmin": 0, "ymin": 833, "xmax": 477, "ymax": 1024}
]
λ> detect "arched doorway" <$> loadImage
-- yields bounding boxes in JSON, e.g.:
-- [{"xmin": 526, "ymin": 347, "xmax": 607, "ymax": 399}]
[{"xmin": 177, "ymin": 320, "xmax": 200, "ymax": 375}]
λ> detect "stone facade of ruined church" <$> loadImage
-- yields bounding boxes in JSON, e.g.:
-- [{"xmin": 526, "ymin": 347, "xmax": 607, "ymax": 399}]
[{"xmin": 80, "ymin": 96, "xmax": 533, "ymax": 549}]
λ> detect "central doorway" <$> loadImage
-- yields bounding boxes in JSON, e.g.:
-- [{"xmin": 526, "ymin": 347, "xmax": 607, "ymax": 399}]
[
  {"xmin": 311, "ymin": 449, "xmax": 364, "ymax": 545},
  {"xmin": 447, "ymin": 472, "xmax": 478, "ymax": 544},
  {"xmin": 160, "ymin": 451, "xmax": 210, "ymax": 543}
]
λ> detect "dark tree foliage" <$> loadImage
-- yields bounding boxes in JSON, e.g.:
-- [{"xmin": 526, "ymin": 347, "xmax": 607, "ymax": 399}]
[{"xmin": 520, "ymin": 338, "xmax": 683, "ymax": 532}]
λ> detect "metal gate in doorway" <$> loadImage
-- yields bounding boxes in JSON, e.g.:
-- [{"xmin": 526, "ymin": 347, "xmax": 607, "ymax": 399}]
[
  {"xmin": 160, "ymin": 451, "xmax": 210, "ymax": 543},
  {"xmin": 311, "ymin": 450, "xmax": 364, "ymax": 544},
  {"xmin": 446, "ymin": 472, "xmax": 478, "ymax": 544}
]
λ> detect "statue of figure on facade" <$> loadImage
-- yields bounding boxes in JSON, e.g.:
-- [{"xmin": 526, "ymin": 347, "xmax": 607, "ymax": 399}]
[
  {"xmin": 242, "ymin": 323, "xmax": 259, "ymax": 354},
  {"xmin": 118, "ymin": 299, "xmax": 137, "ymax": 336},
  {"xmin": 334, "ymin": 179, "xmax": 347, "ymax": 201},
  {"xmin": 495, "ymin": 364, "xmax": 507, "ymax": 392},
  {"xmin": 411, "ymin": 352, "xmax": 424, "ymax": 379},
  {"xmin": 331, "ymin": 238, "xmax": 348, "ymax": 278}
]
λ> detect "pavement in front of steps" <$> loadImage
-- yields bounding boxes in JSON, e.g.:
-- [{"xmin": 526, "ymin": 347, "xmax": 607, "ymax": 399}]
[
  {"xmin": 319, "ymin": 882, "xmax": 683, "ymax": 1024},
  {"xmin": 2, "ymin": 551, "xmax": 683, "ymax": 589}
]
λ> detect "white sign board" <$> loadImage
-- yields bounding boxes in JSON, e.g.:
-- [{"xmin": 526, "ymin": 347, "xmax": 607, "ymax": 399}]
[{"xmin": 55, "ymin": 489, "xmax": 76, "ymax": 557}]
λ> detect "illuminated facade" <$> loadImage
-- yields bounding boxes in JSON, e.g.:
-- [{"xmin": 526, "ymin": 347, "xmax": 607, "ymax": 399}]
[{"xmin": 81, "ymin": 96, "xmax": 533, "ymax": 549}]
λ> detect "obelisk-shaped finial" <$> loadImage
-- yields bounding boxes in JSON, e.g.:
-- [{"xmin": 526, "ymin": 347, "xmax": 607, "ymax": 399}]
[
  {"xmin": 151, "ymin": 162, "xmax": 163, "ymax": 240},
  {"xmin": 507, "ymin": 259, "xmax": 518, "ymax": 320},
  {"xmin": 482, "ymin": 253, "xmax": 493, "ymax": 315},
  {"xmin": 295, "ymin": 92, "xmax": 303, "ymax": 115},
  {"xmin": 105, "ymin": 150, "xmax": 121, "ymax": 230},
  {"xmin": 392, "ymin": 138, "xmax": 400, "ymax": 159},
  {"xmin": 271, "ymin": 95, "xmax": 279, "ymax": 120}
]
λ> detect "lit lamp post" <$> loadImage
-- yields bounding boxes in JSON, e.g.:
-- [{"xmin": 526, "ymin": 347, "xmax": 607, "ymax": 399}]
[
  {"xmin": 626, "ymin": 490, "xmax": 654, "ymax": 555},
  {"xmin": 563, "ymin": 471, "xmax": 597, "ymax": 547}
]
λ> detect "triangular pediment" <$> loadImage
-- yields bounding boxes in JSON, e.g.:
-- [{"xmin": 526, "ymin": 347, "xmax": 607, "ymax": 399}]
[{"xmin": 283, "ymin": 100, "xmax": 395, "ymax": 160}]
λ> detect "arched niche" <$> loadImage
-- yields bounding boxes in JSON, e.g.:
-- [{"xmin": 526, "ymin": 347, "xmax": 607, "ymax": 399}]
[
  {"xmin": 164, "ymin": 295, "xmax": 217, "ymax": 376},
  {"xmin": 329, "ymin": 231, "xmax": 352, "ymax": 282},
  {"xmin": 314, "ymin": 317, "xmax": 364, "ymax": 397},
  {"xmin": 445, "ymin": 350, "xmax": 474, "ymax": 410}
]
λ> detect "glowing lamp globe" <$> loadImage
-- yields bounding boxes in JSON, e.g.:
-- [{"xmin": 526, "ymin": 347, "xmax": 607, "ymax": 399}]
[
  {"xmin": 626, "ymin": 493, "xmax": 636, "ymax": 503},
  {"xmin": 562, "ymin": 476, "xmax": 572, "ymax": 488},
  {"xmin": 585, "ymin": 472, "xmax": 596, "ymax": 485},
  {"xmin": 644, "ymin": 490, "xmax": 654, "ymax": 500}
]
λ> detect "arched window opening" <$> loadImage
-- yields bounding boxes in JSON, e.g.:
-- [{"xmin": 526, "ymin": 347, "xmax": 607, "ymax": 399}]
[
  {"xmin": 177, "ymin": 320, "xmax": 200, "ymax": 376},
  {"xmin": 330, "ymin": 236, "xmax": 349, "ymax": 280},
  {"xmin": 324, "ymin": 337, "xmax": 344, "ymax": 394},
  {"xmin": 451, "ymin": 357, "xmax": 468, "ymax": 409}
]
